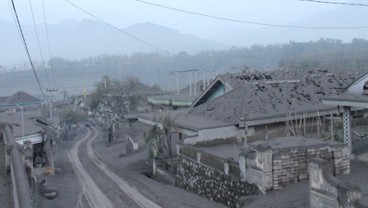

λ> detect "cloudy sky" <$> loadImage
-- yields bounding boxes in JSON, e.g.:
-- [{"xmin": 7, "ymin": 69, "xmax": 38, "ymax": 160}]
[
  {"xmin": 1, "ymin": 0, "xmax": 367, "ymax": 66},
  {"xmin": 2, "ymin": 0, "xmax": 349, "ymax": 37}
]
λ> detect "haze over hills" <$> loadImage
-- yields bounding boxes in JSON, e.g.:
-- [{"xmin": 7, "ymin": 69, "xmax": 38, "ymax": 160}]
[
  {"xmin": 1, "ymin": 2, "xmax": 367, "ymax": 67},
  {"xmin": 0, "ymin": 18, "xmax": 228, "ymax": 66}
]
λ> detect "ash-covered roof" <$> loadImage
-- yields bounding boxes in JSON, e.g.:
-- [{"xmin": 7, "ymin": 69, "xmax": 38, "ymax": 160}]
[
  {"xmin": 0, "ymin": 110, "xmax": 43, "ymax": 138},
  {"xmin": 217, "ymin": 69, "xmax": 302, "ymax": 89},
  {"xmin": 0, "ymin": 91, "xmax": 41, "ymax": 107},
  {"xmin": 189, "ymin": 70, "xmax": 362, "ymax": 125}
]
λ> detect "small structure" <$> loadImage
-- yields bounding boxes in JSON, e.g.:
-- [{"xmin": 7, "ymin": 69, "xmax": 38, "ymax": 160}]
[
  {"xmin": 323, "ymin": 72, "xmax": 368, "ymax": 154},
  {"xmin": 148, "ymin": 94, "xmax": 195, "ymax": 111}
]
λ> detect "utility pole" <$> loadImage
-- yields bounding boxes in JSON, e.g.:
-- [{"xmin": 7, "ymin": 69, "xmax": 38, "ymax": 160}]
[
  {"xmin": 47, "ymin": 88, "xmax": 58, "ymax": 118},
  {"xmin": 194, "ymin": 71, "xmax": 197, "ymax": 96},
  {"xmin": 189, "ymin": 72, "xmax": 192, "ymax": 96},
  {"xmin": 176, "ymin": 72, "xmax": 179, "ymax": 95}
]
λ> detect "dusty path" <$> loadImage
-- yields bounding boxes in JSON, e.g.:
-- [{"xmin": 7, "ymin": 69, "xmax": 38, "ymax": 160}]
[
  {"xmin": 87, "ymin": 127, "xmax": 161, "ymax": 208},
  {"xmin": 68, "ymin": 128, "xmax": 114, "ymax": 208},
  {"xmin": 69, "ymin": 127, "xmax": 161, "ymax": 208}
]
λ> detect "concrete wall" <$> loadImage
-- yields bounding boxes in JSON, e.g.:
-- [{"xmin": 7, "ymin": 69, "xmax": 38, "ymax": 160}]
[
  {"xmin": 154, "ymin": 166, "xmax": 175, "ymax": 186},
  {"xmin": 309, "ymin": 158, "xmax": 366, "ymax": 208},
  {"xmin": 243, "ymin": 145, "xmax": 273, "ymax": 193},
  {"xmin": 184, "ymin": 126, "xmax": 239, "ymax": 145}
]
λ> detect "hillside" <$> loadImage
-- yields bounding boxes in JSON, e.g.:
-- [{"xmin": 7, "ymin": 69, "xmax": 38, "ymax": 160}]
[{"xmin": 0, "ymin": 19, "xmax": 227, "ymax": 66}]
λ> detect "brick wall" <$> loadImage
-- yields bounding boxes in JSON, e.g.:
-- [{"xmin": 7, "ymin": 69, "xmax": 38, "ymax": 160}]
[
  {"xmin": 241, "ymin": 141, "xmax": 350, "ymax": 192},
  {"xmin": 272, "ymin": 144, "xmax": 350, "ymax": 190}
]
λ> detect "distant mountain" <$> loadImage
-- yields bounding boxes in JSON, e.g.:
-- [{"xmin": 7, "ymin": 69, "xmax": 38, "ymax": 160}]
[
  {"xmin": 211, "ymin": 5, "xmax": 367, "ymax": 46},
  {"xmin": 0, "ymin": 19, "xmax": 228, "ymax": 66}
]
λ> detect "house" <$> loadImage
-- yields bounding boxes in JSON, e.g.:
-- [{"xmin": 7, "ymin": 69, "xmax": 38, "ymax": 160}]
[{"xmin": 139, "ymin": 69, "xmax": 363, "ymax": 145}]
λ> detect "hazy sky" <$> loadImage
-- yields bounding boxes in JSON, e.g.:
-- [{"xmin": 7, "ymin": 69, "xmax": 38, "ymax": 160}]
[{"xmin": 2, "ymin": 0, "xmax": 347, "ymax": 38}]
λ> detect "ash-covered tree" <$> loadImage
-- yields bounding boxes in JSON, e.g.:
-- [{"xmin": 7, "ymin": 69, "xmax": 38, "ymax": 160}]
[
  {"xmin": 88, "ymin": 75, "xmax": 156, "ymax": 115},
  {"xmin": 144, "ymin": 113, "xmax": 182, "ymax": 173},
  {"xmin": 59, "ymin": 107, "xmax": 87, "ymax": 140}
]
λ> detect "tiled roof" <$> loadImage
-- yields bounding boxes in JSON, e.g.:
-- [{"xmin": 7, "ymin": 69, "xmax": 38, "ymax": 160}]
[{"xmin": 189, "ymin": 70, "xmax": 363, "ymax": 124}]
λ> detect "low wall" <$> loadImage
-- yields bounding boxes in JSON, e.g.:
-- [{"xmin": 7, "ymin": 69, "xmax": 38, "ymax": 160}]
[
  {"xmin": 3, "ymin": 125, "xmax": 34, "ymax": 208},
  {"xmin": 309, "ymin": 158, "xmax": 366, "ymax": 208},
  {"xmin": 184, "ymin": 126, "xmax": 239, "ymax": 145},
  {"xmin": 154, "ymin": 166, "xmax": 175, "ymax": 186},
  {"xmin": 176, "ymin": 144, "xmax": 259, "ymax": 207}
]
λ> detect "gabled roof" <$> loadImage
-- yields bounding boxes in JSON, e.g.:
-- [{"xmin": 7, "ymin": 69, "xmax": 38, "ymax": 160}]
[
  {"xmin": 191, "ymin": 70, "xmax": 303, "ymax": 107},
  {"xmin": 189, "ymin": 70, "xmax": 362, "ymax": 125},
  {"xmin": 345, "ymin": 71, "xmax": 368, "ymax": 94}
]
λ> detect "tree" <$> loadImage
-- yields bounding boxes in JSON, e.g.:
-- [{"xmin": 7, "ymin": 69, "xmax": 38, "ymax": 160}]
[
  {"xmin": 144, "ymin": 113, "xmax": 184, "ymax": 173},
  {"xmin": 144, "ymin": 123, "xmax": 165, "ymax": 160},
  {"xmin": 59, "ymin": 107, "xmax": 87, "ymax": 140},
  {"xmin": 88, "ymin": 75, "xmax": 154, "ymax": 115}
]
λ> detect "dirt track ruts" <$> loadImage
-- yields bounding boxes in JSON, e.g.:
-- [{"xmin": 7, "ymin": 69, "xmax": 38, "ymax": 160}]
[
  {"xmin": 69, "ymin": 127, "xmax": 161, "ymax": 208},
  {"xmin": 87, "ymin": 127, "xmax": 161, "ymax": 208},
  {"xmin": 68, "ymin": 128, "xmax": 114, "ymax": 208}
]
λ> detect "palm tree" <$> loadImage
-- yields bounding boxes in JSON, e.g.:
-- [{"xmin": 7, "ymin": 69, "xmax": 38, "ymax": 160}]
[{"xmin": 144, "ymin": 119, "xmax": 168, "ymax": 173}]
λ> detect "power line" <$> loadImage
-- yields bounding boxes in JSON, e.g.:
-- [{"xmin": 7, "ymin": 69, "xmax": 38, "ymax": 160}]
[
  {"xmin": 300, "ymin": 0, "xmax": 368, "ymax": 7},
  {"xmin": 10, "ymin": 0, "xmax": 47, "ymax": 100},
  {"xmin": 27, "ymin": 0, "xmax": 52, "ymax": 88},
  {"xmin": 62, "ymin": 0, "xmax": 170, "ymax": 54},
  {"xmin": 132, "ymin": 0, "xmax": 368, "ymax": 30},
  {"xmin": 42, "ymin": 0, "xmax": 58, "ymax": 89}
]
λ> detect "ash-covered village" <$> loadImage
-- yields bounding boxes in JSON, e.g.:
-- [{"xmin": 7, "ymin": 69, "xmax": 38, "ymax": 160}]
[{"xmin": 2, "ymin": 1, "xmax": 368, "ymax": 208}]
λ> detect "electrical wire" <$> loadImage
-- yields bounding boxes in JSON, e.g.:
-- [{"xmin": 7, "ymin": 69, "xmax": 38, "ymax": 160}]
[
  {"xmin": 28, "ymin": 0, "xmax": 52, "ymax": 88},
  {"xmin": 132, "ymin": 0, "xmax": 368, "ymax": 30},
  {"xmin": 42, "ymin": 0, "xmax": 58, "ymax": 89},
  {"xmin": 10, "ymin": 0, "xmax": 47, "ymax": 100},
  {"xmin": 300, "ymin": 0, "xmax": 368, "ymax": 7},
  {"xmin": 62, "ymin": 0, "xmax": 170, "ymax": 54},
  {"xmin": 7, "ymin": 0, "xmax": 23, "ymax": 49}
]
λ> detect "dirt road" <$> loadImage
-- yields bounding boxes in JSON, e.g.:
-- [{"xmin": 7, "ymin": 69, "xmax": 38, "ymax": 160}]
[
  {"xmin": 68, "ymin": 127, "xmax": 161, "ymax": 208},
  {"xmin": 68, "ymin": 128, "xmax": 114, "ymax": 208}
]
